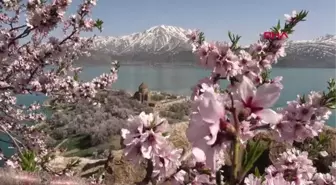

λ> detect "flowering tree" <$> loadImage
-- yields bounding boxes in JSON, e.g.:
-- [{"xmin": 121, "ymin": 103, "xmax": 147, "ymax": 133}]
[
  {"xmin": 0, "ymin": 0, "xmax": 118, "ymax": 183},
  {"xmin": 121, "ymin": 10, "xmax": 336, "ymax": 185}
]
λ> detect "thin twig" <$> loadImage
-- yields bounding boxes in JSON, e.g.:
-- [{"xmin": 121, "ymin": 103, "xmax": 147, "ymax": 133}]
[
  {"xmin": 228, "ymin": 92, "xmax": 241, "ymax": 185},
  {"xmin": 0, "ymin": 125, "xmax": 23, "ymax": 156},
  {"xmin": 138, "ymin": 159, "xmax": 154, "ymax": 185}
]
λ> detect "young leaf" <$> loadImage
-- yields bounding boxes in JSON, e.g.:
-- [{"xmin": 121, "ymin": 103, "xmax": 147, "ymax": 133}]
[
  {"xmin": 95, "ymin": 19, "xmax": 104, "ymax": 32},
  {"xmin": 276, "ymin": 20, "xmax": 281, "ymax": 30},
  {"xmin": 254, "ymin": 167, "xmax": 261, "ymax": 177},
  {"xmin": 228, "ymin": 31, "xmax": 241, "ymax": 50},
  {"xmin": 241, "ymin": 139, "xmax": 269, "ymax": 180},
  {"xmin": 19, "ymin": 150, "xmax": 37, "ymax": 172}
]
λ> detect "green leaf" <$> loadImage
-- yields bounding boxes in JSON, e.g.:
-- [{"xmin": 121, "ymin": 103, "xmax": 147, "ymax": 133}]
[
  {"xmin": 74, "ymin": 73, "xmax": 79, "ymax": 81},
  {"xmin": 95, "ymin": 19, "xmax": 104, "ymax": 32},
  {"xmin": 276, "ymin": 20, "xmax": 281, "ymax": 30},
  {"xmin": 261, "ymin": 69, "xmax": 271, "ymax": 84},
  {"xmin": 299, "ymin": 94, "xmax": 306, "ymax": 104},
  {"xmin": 162, "ymin": 132, "xmax": 169, "ymax": 137},
  {"xmin": 321, "ymin": 78, "xmax": 336, "ymax": 109},
  {"xmin": 19, "ymin": 150, "xmax": 37, "ymax": 172},
  {"xmin": 241, "ymin": 139, "xmax": 269, "ymax": 179},
  {"xmin": 198, "ymin": 32, "xmax": 205, "ymax": 45},
  {"xmin": 254, "ymin": 167, "xmax": 261, "ymax": 177},
  {"xmin": 227, "ymin": 31, "xmax": 241, "ymax": 50},
  {"xmin": 277, "ymin": 10, "xmax": 309, "ymax": 36}
]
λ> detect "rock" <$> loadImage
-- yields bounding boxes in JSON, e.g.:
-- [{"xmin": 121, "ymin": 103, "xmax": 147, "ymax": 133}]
[
  {"xmin": 46, "ymin": 155, "xmax": 107, "ymax": 177},
  {"xmin": 148, "ymin": 102, "xmax": 156, "ymax": 107}
]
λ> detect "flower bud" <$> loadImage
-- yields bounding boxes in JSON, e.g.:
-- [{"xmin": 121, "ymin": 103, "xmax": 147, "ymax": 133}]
[{"xmin": 219, "ymin": 118, "xmax": 236, "ymax": 135}]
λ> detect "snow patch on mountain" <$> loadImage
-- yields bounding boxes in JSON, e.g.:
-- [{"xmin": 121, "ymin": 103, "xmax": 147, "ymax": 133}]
[
  {"xmin": 85, "ymin": 25, "xmax": 335, "ymax": 67},
  {"xmin": 91, "ymin": 25, "xmax": 191, "ymax": 55},
  {"xmin": 285, "ymin": 34, "xmax": 336, "ymax": 60}
]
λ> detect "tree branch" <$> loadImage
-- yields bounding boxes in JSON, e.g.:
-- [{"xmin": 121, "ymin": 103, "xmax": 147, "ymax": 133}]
[{"xmin": 228, "ymin": 92, "xmax": 241, "ymax": 185}]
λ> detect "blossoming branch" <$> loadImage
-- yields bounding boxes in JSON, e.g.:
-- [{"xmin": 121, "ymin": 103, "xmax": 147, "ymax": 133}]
[{"xmin": 121, "ymin": 10, "xmax": 336, "ymax": 185}]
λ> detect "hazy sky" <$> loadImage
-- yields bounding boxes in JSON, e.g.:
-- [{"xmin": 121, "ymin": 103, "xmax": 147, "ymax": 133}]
[{"xmin": 69, "ymin": 0, "xmax": 335, "ymax": 45}]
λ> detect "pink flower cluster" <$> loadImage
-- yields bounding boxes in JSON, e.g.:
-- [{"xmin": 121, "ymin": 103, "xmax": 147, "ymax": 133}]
[
  {"xmin": 121, "ymin": 112, "xmax": 183, "ymax": 182},
  {"xmin": 0, "ymin": 0, "xmax": 118, "ymax": 179},
  {"xmin": 119, "ymin": 10, "xmax": 335, "ymax": 185},
  {"xmin": 187, "ymin": 74, "xmax": 283, "ymax": 171},
  {"xmin": 273, "ymin": 91, "xmax": 332, "ymax": 144},
  {"xmin": 244, "ymin": 148, "xmax": 336, "ymax": 185}
]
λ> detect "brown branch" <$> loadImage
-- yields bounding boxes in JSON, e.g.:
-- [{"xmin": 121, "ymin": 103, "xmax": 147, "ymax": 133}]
[
  {"xmin": 9, "ymin": 24, "xmax": 26, "ymax": 31},
  {"xmin": 137, "ymin": 159, "xmax": 154, "ymax": 185},
  {"xmin": 0, "ymin": 125, "xmax": 23, "ymax": 156}
]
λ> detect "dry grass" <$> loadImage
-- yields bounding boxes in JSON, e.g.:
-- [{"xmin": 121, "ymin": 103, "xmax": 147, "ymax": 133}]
[
  {"xmin": 104, "ymin": 150, "xmax": 146, "ymax": 185},
  {"xmin": 168, "ymin": 122, "xmax": 191, "ymax": 151}
]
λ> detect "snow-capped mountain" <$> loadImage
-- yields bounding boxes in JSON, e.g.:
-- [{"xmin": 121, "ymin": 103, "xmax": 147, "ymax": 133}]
[
  {"xmin": 82, "ymin": 25, "xmax": 336, "ymax": 68},
  {"xmin": 279, "ymin": 34, "xmax": 336, "ymax": 67},
  {"xmin": 91, "ymin": 25, "xmax": 191, "ymax": 55}
]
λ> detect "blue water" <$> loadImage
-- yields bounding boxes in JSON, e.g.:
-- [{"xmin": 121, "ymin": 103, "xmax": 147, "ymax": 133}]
[
  {"xmin": 14, "ymin": 65, "xmax": 336, "ymax": 127},
  {"xmin": 1, "ymin": 65, "xmax": 334, "ymax": 159},
  {"xmin": 75, "ymin": 65, "xmax": 336, "ymax": 127}
]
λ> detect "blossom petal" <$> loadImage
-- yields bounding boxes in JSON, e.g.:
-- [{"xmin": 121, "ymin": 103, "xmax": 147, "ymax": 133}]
[
  {"xmin": 192, "ymin": 147, "xmax": 206, "ymax": 162},
  {"xmin": 141, "ymin": 142, "xmax": 153, "ymax": 159},
  {"xmin": 120, "ymin": 128, "xmax": 130, "ymax": 139},
  {"xmin": 198, "ymin": 86, "xmax": 225, "ymax": 124},
  {"xmin": 252, "ymin": 83, "xmax": 281, "ymax": 108},
  {"xmin": 206, "ymin": 123, "xmax": 220, "ymax": 145},
  {"xmin": 255, "ymin": 109, "xmax": 281, "ymax": 124},
  {"xmin": 238, "ymin": 76, "xmax": 255, "ymax": 103},
  {"xmin": 199, "ymin": 97, "xmax": 224, "ymax": 124},
  {"xmin": 187, "ymin": 113, "xmax": 210, "ymax": 139}
]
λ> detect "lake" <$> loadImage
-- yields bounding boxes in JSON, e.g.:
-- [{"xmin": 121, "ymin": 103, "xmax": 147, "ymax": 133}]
[
  {"xmin": 17, "ymin": 65, "xmax": 336, "ymax": 127},
  {"xmin": 0, "ymin": 64, "xmax": 334, "ymax": 159}
]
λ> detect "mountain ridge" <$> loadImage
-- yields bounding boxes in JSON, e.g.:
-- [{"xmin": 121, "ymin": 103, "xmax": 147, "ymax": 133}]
[{"xmin": 80, "ymin": 25, "xmax": 336, "ymax": 68}]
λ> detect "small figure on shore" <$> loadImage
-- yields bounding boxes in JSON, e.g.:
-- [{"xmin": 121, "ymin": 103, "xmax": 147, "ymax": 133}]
[{"xmin": 133, "ymin": 82, "xmax": 150, "ymax": 103}]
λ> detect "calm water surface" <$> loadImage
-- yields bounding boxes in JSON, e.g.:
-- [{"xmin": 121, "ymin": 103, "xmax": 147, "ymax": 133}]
[
  {"xmin": 76, "ymin": 65, "xmax": 336, "ymax": 127},
  {"xmin": 14, "ymin": 65, "xmax": 336, "ymax": 126},
  {"xmin": 1, "ymin": 65, "xmax": 333, "ymax": 158}
]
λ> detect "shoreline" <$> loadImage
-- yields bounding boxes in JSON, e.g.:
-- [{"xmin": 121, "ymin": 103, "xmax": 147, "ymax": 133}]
[{"xmin": 77, "ymin": 62, "xmax": 335, "ymax": 69}]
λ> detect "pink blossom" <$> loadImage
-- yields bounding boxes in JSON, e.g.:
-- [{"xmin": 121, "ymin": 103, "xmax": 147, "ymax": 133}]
[
  {"xmin": 161, "ymin": 170, "xmax": 187, "ymax": 185},
  {"xmin": 249, "ymin": 41, "xmax": 267, "ymax": 56},
  {"xmin": 284, "ymin": 10, "xmax": 297, "ymax": 23},
  {"xmin": 330, "ymin": 161, "xmax": 336, "ymax": 177},
  {"xmin": 236, "ymin": 76, "xmax": 282, "ymax": 124},
  {"xmin": 186, "ymin": 29, "xmax": 199, "ymax": 42},
  {"xmin": 265, "ymin": 148, "xmax": 316, "ymax": 184},
  {"xmin": 187, "ymin": 83, "xmax": 231, "ymax": 171},
  {"xmin": 121, "ymin": 112, "xmax": 169, "ymax": 161},
  {"xmin": 190, "ymin": 76, "xmax": 220, "ymax": 101},
  {"xmin": 273, "ymin": 91, "xmax": 332, "ymax": 143},
  {"xmin": 244, "ymin": 174, "xmax": 262, "ymax": 185},
  {"xmin": 152, "ymin": 146, "xmax": 183, "ymax": 180},
  {"xmin": 191, "ymin": 173, "xmax": 215, "ymax": 185},
  {"xmin": 83, "ymin": 18, "xmax": 95, "ymax": 31},
  {"xmin": 194, "ymin": 42, "xmax": 219, "ymax": 69},
  {"xmin": 214, "ymin": 49, "xmax": 242, "ymax": 78},
  {"xmin": 312, "ymin": 173, "xmax": 336, "ymax": 185},
  {"xmin": 263, "ymin": 173, "xmax": 293, "ymax": 185}
]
